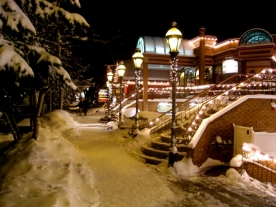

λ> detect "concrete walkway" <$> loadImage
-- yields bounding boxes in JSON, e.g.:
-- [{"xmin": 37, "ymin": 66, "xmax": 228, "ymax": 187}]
[{"xmin": 73, "ymin": 108, "xmax": 106, "ymax": 127}]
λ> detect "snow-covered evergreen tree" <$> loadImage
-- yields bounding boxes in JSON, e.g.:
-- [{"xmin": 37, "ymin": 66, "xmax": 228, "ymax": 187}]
[
  {"xmin": 0, "ymin": 0, "xmax": 88, "ymax": 140},
  {"xmin": 15, "ymin": 0, "xmax": 90, "ymax": 109}
]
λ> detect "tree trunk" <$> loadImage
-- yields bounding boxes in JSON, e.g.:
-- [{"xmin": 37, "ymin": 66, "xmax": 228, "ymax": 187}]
[
  {"xmin": 56, "ymin": 28, "xmax": 64, "ymax": 110},
  {"xmin": 59, "ymin": 88, "xmax": 64, "ymax": 109},
  {"xmin": 30, "ymin": 88, "xmax": 38, "ymax": 131},
  {"xmin": 32, "ymin": 92, "xmax": 46, "ymax": 140},
  {"xmin": 4, "ymin": 112, "xmax": 18, "ymax": 141},
  {"xmin": 57, "ymin": 29, "xmax": 61, "ymax": 58},
  {"xmin": 49, "ymin": 89, "xmax": 52, "ymax": 111},
  {"xmin": 10, "ymin": 113, "xmax": 22, "ymax": 140}
]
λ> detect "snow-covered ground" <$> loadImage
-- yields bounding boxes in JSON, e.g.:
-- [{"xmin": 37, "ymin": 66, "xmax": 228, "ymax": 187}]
[{"xmin": 1, "ymin": 109, "xmax": 276, "ymax": 207}]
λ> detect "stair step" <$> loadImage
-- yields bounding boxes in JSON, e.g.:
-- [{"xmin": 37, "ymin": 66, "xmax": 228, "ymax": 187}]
[
  {"xmin": 141, "ymin": 145, "xmax": 186, "ymax": 160},
  {"xmin": 151, "ymin": 138, "xmax": 170, "ymax": 151},
  {"xmin": 151, "ymin": 137, "xmax": 189, "ymax": 152},
  {"xmin": 159, "ymin": 134, "xmax": 192, "ymax": 147},
  {"xmin": 133, "ymin": 148, "xmax": 165, "ymax": 165},
  {"xmin": 141, "ymin": 145, "xmax": 169, "ymax": 159}
]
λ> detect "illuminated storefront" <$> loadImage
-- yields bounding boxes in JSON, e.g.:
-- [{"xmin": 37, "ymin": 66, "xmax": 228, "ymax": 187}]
[{"xmin": 123, "ymin": 28, "xmax": 276, "ymax": 110}]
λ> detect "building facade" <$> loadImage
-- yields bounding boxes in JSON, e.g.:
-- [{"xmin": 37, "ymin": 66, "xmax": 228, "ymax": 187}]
[{"xmin": 126, "ymin": 28, "xmax": 276, "ymax": 110}]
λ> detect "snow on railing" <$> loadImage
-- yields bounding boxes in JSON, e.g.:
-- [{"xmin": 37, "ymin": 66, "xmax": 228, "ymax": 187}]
[
  {"xmin": 241, "ymin": 143, "xmax": 276, "ymax": 184},
  {"xmin": 242, "ymin": 143, "xmax": 276, "ymax": 163}
]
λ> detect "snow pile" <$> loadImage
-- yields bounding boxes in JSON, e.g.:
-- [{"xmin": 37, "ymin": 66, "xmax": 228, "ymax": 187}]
[
  {"xmin": 40, "ymin": 110, "xmax": 80, "ymax": 139},
  {"xmin": 122, "ymin": 107, "xmax": 137, "ymax": 118},
  {"xmin": 106, "ymin": 121, "xmax": 118, "ymax": 131},
  {"xmin": 139, "ymin": 111, "xmax": 161, "ymax": 121},
  {"xmin": 174, "ymin": 158, "xmax": 200, "ymax": 177},
  {"xmin": 174, "ymin": 158, "xmax": 225, "ymax": 177},
  {"xmin": 230, "ymin": 154, "xmax": 243, "ymax": 167},
  {"xmin": 0, "ymin": 110, "xmax": 99, "ymax": 207},
  {"xmin": 135, "ymin": 128, "xmax": 151, "ymax": 146}
]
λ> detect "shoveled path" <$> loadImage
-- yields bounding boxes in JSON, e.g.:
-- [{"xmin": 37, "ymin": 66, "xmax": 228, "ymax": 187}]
[{"xmin": 66, "ymin": 110, "xmax": 178, "ymax": 207}]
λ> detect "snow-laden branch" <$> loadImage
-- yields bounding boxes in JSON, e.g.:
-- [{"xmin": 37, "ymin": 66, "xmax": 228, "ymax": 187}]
[
  {"xmin": 33, "ymin": 0, "xmax": 89, "ymax": 27},
  {"xmin": 37, "ymin": 50, "xmax": 62, "ymax": 66},
  {"xmin": 56, "ymin": 66, "xmax": 77, "ymax": 90},
  {"xmin": 0, "ymin": 0, "xmax": 36, "ymax": 34},
  {"xmin": 36, "ymin": 50, "xmax": 76, "ymax": 90},
  {"xmin": 48, "ymin": 0, "xmax": 81, "ymax": 8},
  {"xmin": 0, "ymin": 45, "xmax": 34, "ymax": 78}
]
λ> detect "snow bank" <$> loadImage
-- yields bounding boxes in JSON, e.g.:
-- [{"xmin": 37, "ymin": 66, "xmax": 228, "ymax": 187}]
[{"xmin": 0, "ymin": 110, "xmax": 99, "ymax": 207}]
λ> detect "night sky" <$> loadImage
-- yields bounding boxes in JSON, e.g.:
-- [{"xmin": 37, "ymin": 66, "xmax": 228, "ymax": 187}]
[{"xmin": 79, "ymin": 1, "xmax": 276, "ymax": 59}]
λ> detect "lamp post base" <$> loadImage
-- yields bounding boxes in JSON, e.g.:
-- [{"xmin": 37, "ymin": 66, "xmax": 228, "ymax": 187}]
[
  {"xmin": 168, "ymin": 151, "xmax": 179, "ymax": 167},
  {"xmin": 131, "ymin": 125, "xmax": 138, "ymax": 138}
]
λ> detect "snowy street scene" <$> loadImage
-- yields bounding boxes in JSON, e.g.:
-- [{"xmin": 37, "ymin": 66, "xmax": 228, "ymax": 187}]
[
  {"xmin": 1, "ymin": 0, "xmax": 276, "ymax": 207},
  {"xmin": 1, "ymin": 109, "xmax": 276, "ymax": 207}
]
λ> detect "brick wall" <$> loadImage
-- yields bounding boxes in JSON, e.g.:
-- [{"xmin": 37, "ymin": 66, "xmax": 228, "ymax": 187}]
[{"xmin": 192, "ymin": 98, "xmax": 276, "ymax": 166}]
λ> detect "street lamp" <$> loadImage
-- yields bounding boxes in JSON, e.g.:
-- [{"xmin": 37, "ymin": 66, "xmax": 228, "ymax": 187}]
[
  {"xmin": 132, "ymin": 48, "xmax": 144, "ymax": 137},
  {"xmin": 107, "ymin": 69, "xmax": 113, "ymax": 82},
  {"xmin": 165, "ymin": 22, "xmax": 182, "ymax": 167},
  {"xmin": 117, "ymin": 61, "xmax": 126, "ymax": 126},
  {"xmin": 106, "ymin": 69, "xmax": 113, "ymax": 121}
]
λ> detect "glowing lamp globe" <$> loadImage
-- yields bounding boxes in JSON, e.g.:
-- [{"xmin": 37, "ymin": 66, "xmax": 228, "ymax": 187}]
[
  {"xmin": 165, "ymin": 22, "xmax": 182, "ymax": 53},
  {"xmin": 132, "ymin": 48, "xmax": 144, "ymax": 69},
  {"xmin": 117, "ymin": 61, "xmax": 126, "ymax": 78},
  {"xmin": 107, "ymin": 70, "xmax": 113, "ymax": 82}
]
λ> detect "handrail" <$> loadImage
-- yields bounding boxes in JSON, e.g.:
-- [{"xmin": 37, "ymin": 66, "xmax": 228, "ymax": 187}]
[
  {"xmin": 181, "ymin": 69, "xmax": 276, "ymax": 145},
  {"xmin": 111, "ymin": 88, "xmax": 143, "ymax": 115},
  {"xmin": 141, "ymin": 69, "xmax": 276, "ymax": 145},
  {"xmin": 140, "ymin": 74, "xmax": 248, "ymax": 131}
]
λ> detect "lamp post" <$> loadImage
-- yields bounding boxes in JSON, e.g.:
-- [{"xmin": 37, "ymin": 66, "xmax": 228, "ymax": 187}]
[
  {"xmin": 166, "ymin": 22, "xmax": 182, "ymax": 167},
  {"xmin": 106, "ymin": 69, "xmax": 113, "ymax": 121},
  {"xmin": 132, "ymin": 48, "xmax": 144, "ymax": 137},
  {"xmin": 117, "ymin": 61, "xmax": 126, "ymax": 126}
]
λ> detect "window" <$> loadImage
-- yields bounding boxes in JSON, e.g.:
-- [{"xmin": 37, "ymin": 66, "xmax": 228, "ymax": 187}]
[{"xmin": 239, "ymin": 29, "xmax": 272, "ymax": 45}]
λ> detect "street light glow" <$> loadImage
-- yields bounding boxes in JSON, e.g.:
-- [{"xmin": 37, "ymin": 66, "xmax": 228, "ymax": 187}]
[
  {"xmin": 117, "ymin": 61, "xmax": 126, "ymax": 77},
  {"xmin": 165, "ymin": 22, "xmax": 182, "ymax": 54}
]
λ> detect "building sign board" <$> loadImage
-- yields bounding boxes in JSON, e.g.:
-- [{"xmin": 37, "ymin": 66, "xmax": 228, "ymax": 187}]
[{"xmin": 222, "ymin": 59, "xmax": 238, "ymax": 74}]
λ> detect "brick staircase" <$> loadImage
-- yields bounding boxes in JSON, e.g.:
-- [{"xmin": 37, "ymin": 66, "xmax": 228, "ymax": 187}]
[
  {"xmin": 135, "ymin": 127, "xmax": 190, "ymax": 165},
  {"xmin": 136, "ymin": 69, "xmax": 276, "ymax": 165}
]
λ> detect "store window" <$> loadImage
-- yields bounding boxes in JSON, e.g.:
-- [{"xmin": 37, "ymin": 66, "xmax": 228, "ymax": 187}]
[
  {"xmin": 205, "ymin": 66, "xmax": 213, "ymax": 84},
  {"xmin": 179, "ymin": 68, "xmax": 195, "ymax": 86}
]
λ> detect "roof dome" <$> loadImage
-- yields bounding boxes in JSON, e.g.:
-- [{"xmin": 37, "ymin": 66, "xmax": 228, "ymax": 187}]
[{"xmin": 137, "ymin": 36, "xmax": 195, "ymax": 57}]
